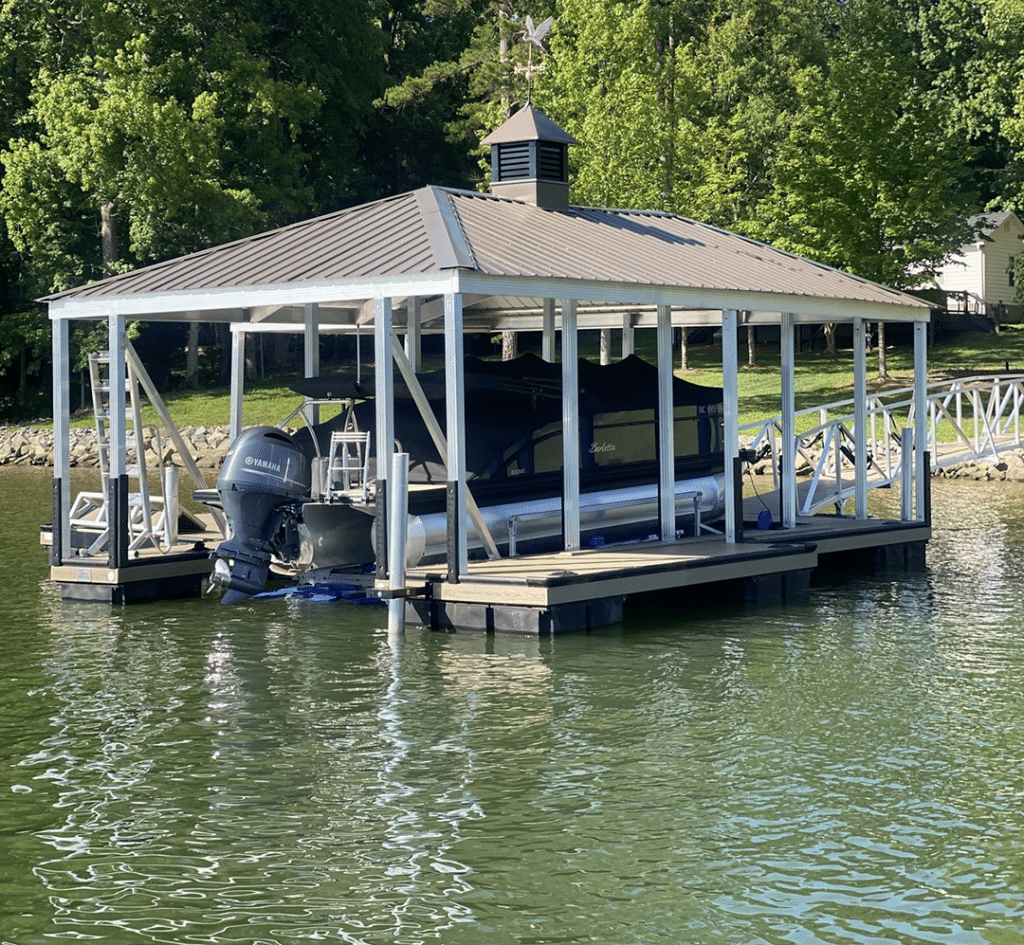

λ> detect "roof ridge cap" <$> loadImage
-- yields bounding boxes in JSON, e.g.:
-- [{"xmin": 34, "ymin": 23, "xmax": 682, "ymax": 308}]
[{"xmin": 415, "ymin": 186, "xmax": 478, "ymax": 271}]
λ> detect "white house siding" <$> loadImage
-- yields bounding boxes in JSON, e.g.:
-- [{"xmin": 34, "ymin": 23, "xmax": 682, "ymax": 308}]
[
  {"xmin": 937, "ymin": 245, "xmax": 981, "ymax": 298},
  {"xmin": 935, "ymin": 212, "xmax": 1023, "ymax": 316},
  {"xmin": 984, "ymin": 214, "xmax": 1024, "ymax": 312}
]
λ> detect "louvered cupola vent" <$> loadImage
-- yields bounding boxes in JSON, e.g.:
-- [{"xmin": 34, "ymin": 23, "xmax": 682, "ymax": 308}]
[{"xmin": 482, "ymin": 104, "xmax": 579, "ymax": 210}]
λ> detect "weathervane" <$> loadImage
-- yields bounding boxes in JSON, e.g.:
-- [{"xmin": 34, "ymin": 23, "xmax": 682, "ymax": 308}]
[{"xmin": 519, "ymin": 14, "xmax": 554, "ymax": 100}]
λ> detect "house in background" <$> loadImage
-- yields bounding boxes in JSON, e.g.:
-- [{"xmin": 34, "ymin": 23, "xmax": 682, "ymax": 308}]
[{"xmin": 932, "ymin": 211, "xmax": 1024, "ymax": 330}]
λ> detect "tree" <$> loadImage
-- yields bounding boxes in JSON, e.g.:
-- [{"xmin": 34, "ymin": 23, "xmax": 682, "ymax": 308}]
[
  {"xmin": 0, "ymin": 0, "xmax": 383, "ymax": 406},
  {"xmin": 547, "ymin": 0, "xmax": 827, "ymax": 229},
  {"xmin": 750, "ymin": 0, "xmax": 977, "ymax": 289}
]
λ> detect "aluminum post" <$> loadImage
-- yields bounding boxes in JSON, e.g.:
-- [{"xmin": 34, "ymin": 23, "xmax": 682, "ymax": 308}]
[
  {"xmin": 656, "ymin": 304, "xmax": 675, "ymax": 541},
  {"xmin": 387, "ymin": 452, "xmax": 409, "ymax": 634},
  {"xmin": 107, "ymin": 313, "xmax": 128, "ymax": 569},
  {"xmin": 304, "ymin": 302, "xmax": 320, "ymax": 425},
  {"xmin": 914, "ymin": 320, "xmax": 928, "ymax": 521},
  {"xmin": 854, "ymin": 318, "xmax": 868, "ymax": 519},
  {"xmin": 542, "ymin": 298, "xmax": 556, "ymax": 362},
  {"xmin": 405, "ymin": 296, "xmax": 422, "ymax": 373},
  {"xmin": 722, "ymin": 310, "xmax": 740, "ymax": 543},
  {"xmin": 621, "ymin": 313, "xmax": 634, "ymax": 359},
  {"xmin": 561, "ymin": 298, "xmax": 581, "ymax": 551},
  {"xmin": 51, "ymin": 316, "xmax": 71, "ymax": 564},
  {"xmin": 780, "ymin": 312, "xmax": 797, "ymax": 528},
  {"xmin": 444, "ymin": 293, "xmax": 468, "ymax": 579},
  {"xmin": 375, "ymin": 297, "xmax": 394, "ymax": 578},
  {"xmin": 229, "ymin": 326, "xmax": 245, "ymax": 440}
]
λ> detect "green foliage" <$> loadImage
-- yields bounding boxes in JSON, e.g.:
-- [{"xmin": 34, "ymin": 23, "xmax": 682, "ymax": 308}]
[{"xmin": 751, "ymin": 0, "xmax": 978, "ymax": 286}]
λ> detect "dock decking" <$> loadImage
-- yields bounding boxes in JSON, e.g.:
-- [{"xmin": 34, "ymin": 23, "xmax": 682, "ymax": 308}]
[{"xmin": 403, "ymin": 510, "xmax": 930, "ymax": 633}]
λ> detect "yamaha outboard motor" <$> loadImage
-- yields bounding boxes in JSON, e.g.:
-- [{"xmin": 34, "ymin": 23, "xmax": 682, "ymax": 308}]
[{"xmin": 210, "ymin": 426, "xmax": 312, "ymax": 604}]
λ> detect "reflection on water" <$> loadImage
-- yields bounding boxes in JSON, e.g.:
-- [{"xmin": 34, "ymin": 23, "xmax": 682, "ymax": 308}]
[{"xmin": 3, "ymin": 466, "xmax": 1024, "ymax": 944}]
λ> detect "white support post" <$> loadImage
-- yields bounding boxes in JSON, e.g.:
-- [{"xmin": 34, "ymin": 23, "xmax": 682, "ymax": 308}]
[
  {"xmin": 914, "ymin": 320, "xmax": 928, "ymax": 522},
  {"xmin": 542, "ymin": 298, "xmax": 556, "ymax": 362},
  {"xmin": 108, "ymin": 314, "xmax": 126, "ymax": 482},
  {"xmin": 722, "ymin": 310, "xmax": 740, "ymax": 544},
  {"xmin": 374, "ymin": 297, "xmax": 394, "ymax": 492},
  {"xmin": 656, "ymin": 304, "xmax": 675, "ymax": 541},
  {"xmin": 230, "ymin": 326, "xmax": 245, "ymax": 439},
  {"xmin": 52, "ymin": 316, "xmax": 71, "ymax": 563},
  {"xmin": 561, "ymin": 298, "xmax": 581, "ymax": 552},
  {"xmin": 780, "ymin": 312, "xmax": 797, "ymax": 529},
  {"xmin": 405, "ymin": 297, "xmax": 422, "ymax": 373},
  {"xmin": 304, "ymin": 302, "xmax": 320, "ymax": 425},
  {"xmin": 854, "ymin": 318, "xmax": 868, "ymax": 519},
  {"xmin": 444, "ymin": 293, "xmax": 469, "ymax": 577},
  {"xmin": 387, "ymin": 452, "xmax": 409, "ymax": 634},
  {"xmin": 107, "ymin": 312, "xmax": 128, "ymax": 568},
  {"xmin": 622, "ymin": 313, "xmax": 634, "ymax": 359}
]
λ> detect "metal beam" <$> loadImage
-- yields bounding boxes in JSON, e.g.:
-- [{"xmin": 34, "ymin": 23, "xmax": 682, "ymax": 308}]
[
  {"xmin": 49, "ymin": 269, "xmax": 929, "ymax": 326},
  {"xmin": 561, "ymin": 298, "xmax": 581, "ymax": 551},
  {"xmin": 405, "ymin": 296, "xmax": 422, "ymax": 372},
  {"xmin": 304, "ymin": 302, "xmax": 320, "ymax": 425},
  {"xmin": 230, "ymin": 329, "xmax": 245, "ymax": 439},
  {"xmin": 780, "ymin": 312, "xmax": 797, "ymax": 529},
  {"xmin": 390, "ymin": 335, "xmax": 499, "ymax": 559},
  {"xmin": 722, "ymin": 309, "xmax": 740, "ymax": 543},
  {"xmin": 374, "ymin": 297, "xmax": 394, "ymax": 489},
  {"xmin": 854, "ymin": 318, "xmax": 868, "ymax": 519},
  {"xmin": 52, "ymin": 317, "xmax": 71, "ymax": 564},
  {"xmin": 914, "ymin": 320, "xmax": 928, "ymax": 521},
  {"xmin": 444, "ymin": 293, "xmax": 469, "ymax": 577},
  {"xmin": 107, "ymin": 313, "xmax": 128, "ymax": 569},
  {"xmin": 542, "ymin": 298, "xmax": 556, "ymax": 361},
  {"xmin": 657, "ymin": 304, "xmax": 675, "ymax": 541}
]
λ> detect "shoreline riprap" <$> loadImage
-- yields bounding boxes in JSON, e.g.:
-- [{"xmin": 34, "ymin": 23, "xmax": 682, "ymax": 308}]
[
  {"xmin": 4, "ymin": 424, "xmax": 1024, "ymax": 483},
  {"xmin": 0, "ymin": 425, "xmax": 231, "ymax": 471}
]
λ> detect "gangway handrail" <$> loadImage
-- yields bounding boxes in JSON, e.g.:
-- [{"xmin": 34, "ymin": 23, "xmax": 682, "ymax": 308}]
[{"xmin": 739, "ymin": 373, "xmax": 1024, "ymax": 519}]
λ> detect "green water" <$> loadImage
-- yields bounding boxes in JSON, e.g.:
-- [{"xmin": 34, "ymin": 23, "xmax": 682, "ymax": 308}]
[{"xmin": 2, "ymin": 465, "xmax": 1024, "ymax": 944}]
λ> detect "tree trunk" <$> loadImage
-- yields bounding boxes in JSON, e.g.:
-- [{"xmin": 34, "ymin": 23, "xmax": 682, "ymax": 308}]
[
  {"xmin": 680, "ymin": 328, "xmax": 688, "ymax": 371},
  {"xmin": 600, "ymin": 328, "xmax": 611, "ymax": 365},
  {"xmin": 746, "ymin": 324, "xmax": 756, "ymax": 367},
  {"xmin": 877, "ymin": 322, "xmax": 888, "ymax": 378},
  {"xmin": 501, "ymin": 330, "xmax": 517, "ymax": 360},
  {"xmin": 824, "ymin": 323, "xmax": 837, "ymax": 358},
  {"xmin": 101, "ymin": 199, "xmax": 117, "ymax": 271}
]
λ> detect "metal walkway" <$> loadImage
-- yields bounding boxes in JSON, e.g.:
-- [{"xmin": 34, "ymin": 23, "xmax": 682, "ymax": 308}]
[{"xmin": 741, "ymin": 373, "xmax": 1024, "ymax": 517}]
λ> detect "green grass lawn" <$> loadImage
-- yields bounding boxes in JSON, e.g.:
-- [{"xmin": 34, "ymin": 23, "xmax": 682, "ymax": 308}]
[{"xmin": 103, "ymin": 323, "xmax": 1024, "ymax": 435}]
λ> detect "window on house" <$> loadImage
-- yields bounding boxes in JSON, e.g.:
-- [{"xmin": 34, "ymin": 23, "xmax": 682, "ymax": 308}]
[{"xmin": 1011, "ymin": 256, "xmax": 1017, "ymax": 288}]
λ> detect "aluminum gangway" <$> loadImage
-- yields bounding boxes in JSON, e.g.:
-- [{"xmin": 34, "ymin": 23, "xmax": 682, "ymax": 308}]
[{"xmin": 741, "ymin": 373, "xmax": 1024, "ymax": 517}]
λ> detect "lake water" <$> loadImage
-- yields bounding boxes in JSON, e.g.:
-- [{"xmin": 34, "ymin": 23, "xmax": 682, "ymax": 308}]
[{"xmin": 2, "ymin": 465, "xmax": 1024, "ymax": 944}]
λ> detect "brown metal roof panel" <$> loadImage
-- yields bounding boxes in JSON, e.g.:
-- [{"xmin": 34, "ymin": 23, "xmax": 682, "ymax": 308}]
[
  {"xmin": 448, "ymin": 193, "xmax": 919, "ymax": 307},
  {"xmin": 45, "ymin": 192, "xmax": 438, "ymax": 301}
]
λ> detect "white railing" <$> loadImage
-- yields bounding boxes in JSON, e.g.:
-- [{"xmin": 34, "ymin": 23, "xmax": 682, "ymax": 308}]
[{"xmin": 740, "ymin": 374, "xmax": 1024, "ymax": 517}]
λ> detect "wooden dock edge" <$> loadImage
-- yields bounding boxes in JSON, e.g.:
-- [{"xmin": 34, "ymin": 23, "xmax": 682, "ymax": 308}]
[
  {"xmin": 406, "ymin": 525, "xmax": 932, "ymax": 635},
  {"xmin": 51, "ymin": 553, "xmax": 214, "ymax": 604}
]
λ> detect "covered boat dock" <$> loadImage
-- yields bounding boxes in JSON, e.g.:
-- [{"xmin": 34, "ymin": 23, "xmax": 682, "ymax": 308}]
[{"xmin": 43, "ymin": 105, "xmax": 933, "ymax": 629}]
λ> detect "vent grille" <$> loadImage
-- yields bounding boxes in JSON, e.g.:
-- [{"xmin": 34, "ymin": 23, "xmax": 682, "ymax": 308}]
[
  {"xmin": 496, "ymin": 142, "xmax": 531, "ymax": 180},
  {"xmin": 538, "ymin": 143, "xmax": 565, "ymax": 181}
]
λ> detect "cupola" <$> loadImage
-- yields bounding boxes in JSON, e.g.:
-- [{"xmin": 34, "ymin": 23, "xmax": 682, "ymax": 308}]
[{"xmin": 482, "ymin": 103, "xmax": 579, "ymax": 210}]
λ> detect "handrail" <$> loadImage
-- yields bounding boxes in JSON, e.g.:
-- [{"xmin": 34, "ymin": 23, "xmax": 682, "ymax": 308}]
[{"xmin": 740, "ymin": 374, "xmax": 1024, "ymax": 518}]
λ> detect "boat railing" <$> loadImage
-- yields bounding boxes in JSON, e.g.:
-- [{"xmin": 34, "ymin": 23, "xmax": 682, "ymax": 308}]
[{"xmin": 506, "ymin": 490, "xmax": 705, "ymax": 557}]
